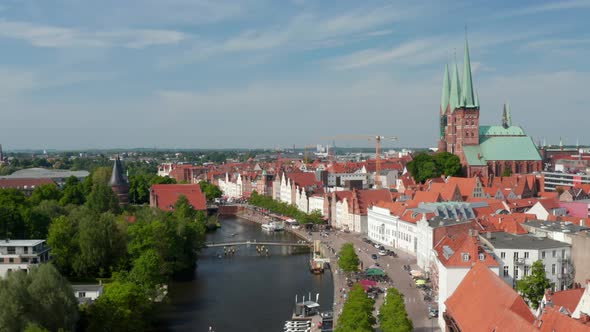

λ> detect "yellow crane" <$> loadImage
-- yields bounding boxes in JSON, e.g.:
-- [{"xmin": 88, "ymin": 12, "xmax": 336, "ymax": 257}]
[{"xmin": 321, "ymin": 135, "xmax": 398, "ymax": 189}]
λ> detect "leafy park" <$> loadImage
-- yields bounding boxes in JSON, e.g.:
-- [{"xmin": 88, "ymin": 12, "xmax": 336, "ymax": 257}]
[{"xmin": 0, "ymin": 165, "xmax": 213, "ymax": 331}]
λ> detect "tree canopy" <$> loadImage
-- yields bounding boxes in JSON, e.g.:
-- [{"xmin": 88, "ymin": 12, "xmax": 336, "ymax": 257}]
[
  {"xmin": 335, "ymin": 284, "xmax": 375, "ymax": 332},
  {"xmin": 199, "ymin": 181, "xmax": 222, "ymax": 201},
  {"xmin": 249, "ymin": 191, "xmax": 325, "ymax": 224},
  {"xmin": 0, "ymin": 264, "xmax": 79, "ymax": 331},
  {"xmin": 338, "ymin": 243, "xmax": 360, "ymax": 273},
  {"xmin": 407, "ymin": 151, "xmax": 462, "ymax": 183},
  {"xmin": 516, "ymin": 260, "xmax": 553, "ymax": 309},
  {"xmin": 379, "ymin": 288, "xmax": 413, "ymax": 332}
]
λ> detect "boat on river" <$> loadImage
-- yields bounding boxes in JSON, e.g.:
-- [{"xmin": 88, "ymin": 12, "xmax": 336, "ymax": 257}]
[{"xmin": 261, "ymin": 221, "xmax": 284, "ymax": 232}]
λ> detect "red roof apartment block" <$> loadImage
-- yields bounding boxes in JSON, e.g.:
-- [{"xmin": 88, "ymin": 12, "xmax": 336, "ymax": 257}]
[
  {"xmin": 150, "ymin": 184, "xmax": 207, "ymax": 212},
  {"xmin": 445, "ymin": 262, "xmax": 536, "ymax": 332}
]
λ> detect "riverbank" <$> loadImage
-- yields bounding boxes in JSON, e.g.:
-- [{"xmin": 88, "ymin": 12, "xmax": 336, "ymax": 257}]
[{"xmin": 235, "ymin": 206, "xmax": 344, "ymax": 329}]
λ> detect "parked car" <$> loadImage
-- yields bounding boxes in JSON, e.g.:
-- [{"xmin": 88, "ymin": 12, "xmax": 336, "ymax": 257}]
[
  {"xmin": 371, "ymin": 254, "xmax": 379, "ymax": 260},
  {"xmin": 378, "ymin": 245, "xmax": 385, "ymax": 251},
  {"xmin": 374, "ymin": 244, "xmax": 380, "ymax": 249},
  {"xmin": 428, "ymin": 306, "xmax": 439, "ymax": 318},
  {"xmin": 378, "ymin": 250, "xmax": 388, "ymax": 256}
]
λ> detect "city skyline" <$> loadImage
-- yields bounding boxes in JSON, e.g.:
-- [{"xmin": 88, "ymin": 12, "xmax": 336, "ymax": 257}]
[{"xmin": 1, "ymin": 0, "xmax": 589, "ymax": 149}]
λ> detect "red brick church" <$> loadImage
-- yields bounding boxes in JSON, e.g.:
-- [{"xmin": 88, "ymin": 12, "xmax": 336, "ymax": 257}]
[{"xmin": 437, "ymin": 37, "xmax": 542, "ymax": 179}]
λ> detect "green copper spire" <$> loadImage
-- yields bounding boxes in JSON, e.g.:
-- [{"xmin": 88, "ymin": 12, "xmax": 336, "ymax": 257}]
[
  {"xmin": 460, "ymin": 35, "xmax": 476, "ymax": 108},
  {"xmin": 502, "ymin": 102, "xmax": 512, "ymax": 128},
  {"xmin": 449, "ymin": 61, "xmax": 461, "ymax": 111},
  {"xmin": 474, "ymin": 90, "xmax": 480, "ymax": 108},
  {"xmin": 440, "ymin": 64, "xmax": 451, "ymax": 113}
]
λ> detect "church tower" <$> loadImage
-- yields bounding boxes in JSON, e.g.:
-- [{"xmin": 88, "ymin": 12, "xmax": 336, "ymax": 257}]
[
  {"xmin": 439, "ymin": 35, "xmax": 480, "ymax": 161},
  {"xmin": 109, "ymin": 156, "xmax": 129, "ymax": 205}
]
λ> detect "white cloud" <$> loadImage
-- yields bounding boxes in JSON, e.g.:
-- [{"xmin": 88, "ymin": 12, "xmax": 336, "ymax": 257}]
[
  {"xmin": 0, "ymin": 20, "xmax": 187, "ymax": 48},
  {"xmin": 501, "ymin": 0, "xmax": 590, "ymax": 17},
  {"xmin": 159, "ymin": 4, "xmax": 419, "ymax": 67}
]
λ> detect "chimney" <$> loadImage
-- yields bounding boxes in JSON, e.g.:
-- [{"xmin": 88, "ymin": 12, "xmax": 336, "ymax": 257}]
[{"xmin": 486, "ymin": 232, "xmax": 492, "ymax": 239}]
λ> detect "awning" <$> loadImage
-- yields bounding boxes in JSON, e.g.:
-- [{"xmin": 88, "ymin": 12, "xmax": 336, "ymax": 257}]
[
  {"xmin": 360, "ymin": 279, "xmax": 378, "ymax": 289},
  {"xmin": 410, "ymin": 270, "xmax": 425, "ymax": 278},
  {"xmin": 365, "ymin": 268, "xmax": 386, "ymax": 276}
]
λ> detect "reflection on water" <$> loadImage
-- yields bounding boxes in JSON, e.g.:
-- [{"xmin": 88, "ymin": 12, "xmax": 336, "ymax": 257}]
[{"xmin": 155, "ymin": 216, "xmax": 334, "ymax": 332}]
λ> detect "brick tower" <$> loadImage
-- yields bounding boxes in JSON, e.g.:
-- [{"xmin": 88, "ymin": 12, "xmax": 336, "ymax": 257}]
[{"xmin": 109, "ymin": 156, "xmax": 129, "ymax": 205}]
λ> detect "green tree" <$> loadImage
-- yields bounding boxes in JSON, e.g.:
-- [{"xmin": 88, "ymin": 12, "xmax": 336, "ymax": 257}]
[
  {"xmin": 516, "ymin": 260, "xmax": 552, "ymax": 309},
  {"xmin": 30, "ymin": 183, "xmax": 62, "ymax": 205},
  {"xmin": 60, "ymin": 176, "xmax": 85, "ymax": 206},
  {"xmin": 199, "ymin": 181, "xmax": 222, "ymax": 201},
  {"xmin": 86, "ymin": 183, "xmax": 120, "ymax": 215},
  {"xmin": 74, "ymin": 212, "xmax": 126, "ymax": 278},
  {"xmin": 129, "ymin": 174, "xmax": 150, "ymax": 204},
  {"xmin": 338, "ymin": 243, "xmax": 360, "ymax": 273},
  {"xmin": 407, "ymin": 153, "xmax": 440, "ymax": 183},
  {"xmin": 126, "ymin": 249, "xmax": 167, "ymax": 298},
  {"xmin": 27, "ymin": 264, "xmax": 79, "ymax": 331},
  {"xmin": 0, "ymin": 264, "xmax": 78, "ymax": 331},
  {"xmin": 92, "ymin": 167, "xmax": 112, "ymax": 185},
  {"xmin": 433, "ymin": 152, "xmax": 462, "ymax": 177},
  {"xmin": 0, "ymin": 205, "xmax": 25, "ymax": 239},
  {"xmin": 47, "ymin": 214, "xmax": 80, "ymax": 277},
  {"xmin": 85, "ymin": 281, "xmax": 151, "ymax": 332},
  {"xmin": 24, "ymin": 323, "xmax": 50, "ymax": 332},
  {"xmin": 379, "ymin": 288, "xmax": 413, "ymax": 332},
  {"xmin": 150, "ymin": 175, "xmax": 176, "ymax": 185},
  {"xmin": 335, "ymin": 284, "xmax": 375, "ymax": 332},
  {"xmin": 173, "ymin": 194, "xmax": 195, "ymax": 220}
]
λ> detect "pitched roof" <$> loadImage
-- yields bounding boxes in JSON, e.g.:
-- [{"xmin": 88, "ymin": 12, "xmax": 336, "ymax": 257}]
[
  {"xmin": 109, "ymin": 157, "xmax": 127, "ymax": 186},
  {"xmin": 463, "ymin": 136, "xmax": 542, "ymax": 166},
  {"xmin": 435, "ymin": 233, "xmax": 499, "ymax": 268},
  {"xmin": 150, "ymin": 184, "xmax": 207, "ymax": 211},
  {"xmin": 0, "ymin": 178, "xmax": 55, "ymax": 189},
  {"xmin": 445, "ymin": 262, "xmax": 535, "ymax": 331},
  {"xmin": 535, "ymin": 306, "xmax": 590, "ymax": 332},
  {"xmin": 546, "ymin": 288, "xmax": 585, "ymax": 314},
  {"xmin": 413, "ymin": 191, "xmax": 442, "ymax": 203},
  {"xmin": 355, "ymin": 189, "xmax": 392, "ymax": 215}
]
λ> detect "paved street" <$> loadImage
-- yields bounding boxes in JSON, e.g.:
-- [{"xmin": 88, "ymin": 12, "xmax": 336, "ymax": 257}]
[{"xmin": 309, "ymin": 230, "xmax": 440, "ymax": 332}]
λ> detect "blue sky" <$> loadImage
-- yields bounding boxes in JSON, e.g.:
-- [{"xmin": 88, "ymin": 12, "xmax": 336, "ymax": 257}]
[{"xmin": 0, "ymin": 0, "xmax": 589, "ymax": 150}]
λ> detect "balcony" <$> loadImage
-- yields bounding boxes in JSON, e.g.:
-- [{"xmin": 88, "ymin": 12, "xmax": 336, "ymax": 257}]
[
  {"xmin": 514, "ymin": 257, "xmax": 527, "ymax": 265},
  {"xmin": 558, "ymin": 256, "xmax": 570, "ymax": 263}
]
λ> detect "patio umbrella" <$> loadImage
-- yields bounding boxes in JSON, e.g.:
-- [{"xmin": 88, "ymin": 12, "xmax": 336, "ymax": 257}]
[
  {"xmin": 415, "ymin": 279, "xmax": 427, "ymax": 286},
  {"xmin": 365, "ymin": 268, "xmax": 385, "ymax": 276}
]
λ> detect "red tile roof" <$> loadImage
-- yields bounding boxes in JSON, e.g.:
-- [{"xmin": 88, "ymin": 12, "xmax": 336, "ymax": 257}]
[
  {"xmin": 435, "ymin": 233, "xmax": 499, "ymax": 268},
  {"xmin": 445, "ymin": 262, "xmax": 535, "ymax": 332},
  {"xmin": 546, "ymin": 288, "xmax": 585, "ymax": 314},
  {"xmin": 535, "ymin": 306, "xmax": 590, "ymax": 332},
  {"xmin": 413, "ymin": 191, "xmax": 442, "ymax": 203},
  {"xmin": 0, "ymin": 178, "xmax": 55, "ymax": 189},
  {"xmin": 150, "ymin": 184, "xmax": 207, "ymax": 211}
]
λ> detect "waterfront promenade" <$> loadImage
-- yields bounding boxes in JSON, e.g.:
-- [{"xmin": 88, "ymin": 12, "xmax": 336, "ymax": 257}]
[{"xmin": 234, "ymin": 206, "xmax": 439, "ymax": 331}]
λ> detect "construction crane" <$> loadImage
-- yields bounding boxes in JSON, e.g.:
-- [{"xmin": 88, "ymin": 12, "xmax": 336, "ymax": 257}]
[{"xmin": 321, "ymin": 135, "xmax": 398, "ymax": 189}]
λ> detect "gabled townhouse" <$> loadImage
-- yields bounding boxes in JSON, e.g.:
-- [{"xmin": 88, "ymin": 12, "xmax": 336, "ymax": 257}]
[
  {"xmin": 446, "ymin": 176, "xmax": 485, "ymax": 200},
  {"xmin": 434, "ymin": 232, "xmax": 500, "ymax": 330},
  {"xmin": 443, "ymin": 262, "xmax": 535, "ymax": 332},
  {"xmin": 528, "ymin": 198, "xmax": 568, "ymax": 220}
]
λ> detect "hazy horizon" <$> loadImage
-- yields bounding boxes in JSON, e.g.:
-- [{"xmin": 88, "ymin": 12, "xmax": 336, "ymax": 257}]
[{"xmin": 1, "ymin": 1, "xmax": 589, "ymax": 150}]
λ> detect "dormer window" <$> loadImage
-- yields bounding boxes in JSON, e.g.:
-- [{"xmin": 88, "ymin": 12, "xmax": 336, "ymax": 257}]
[
  {"xmin": 462, "ymin": 253, "xmax": 470, "ymax": 262},
  {"xmin": 479, "ymin": 253, "xmax": 485, "ymax": 261}
]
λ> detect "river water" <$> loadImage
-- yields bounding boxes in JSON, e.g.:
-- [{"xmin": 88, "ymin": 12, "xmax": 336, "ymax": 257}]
[{"xmin": 156, "ymin": 216, "xmax": 334, "ymax": 332}]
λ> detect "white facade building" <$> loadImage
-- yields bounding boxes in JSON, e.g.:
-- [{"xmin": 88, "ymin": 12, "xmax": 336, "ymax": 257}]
[
  {"xmin": 0, "ymin": 239, "xmax": 51, "ymax": 278},
  {"xmin": 308, "ymin": 195, "xmax": 325, "ymax": 216},
  {"xmin": 479, "ymin": 232, "xmax": 573, "ymax": 291},
  {"xmin": 367, "ymin": 206, "xmax": 418, "ymax": 254}
]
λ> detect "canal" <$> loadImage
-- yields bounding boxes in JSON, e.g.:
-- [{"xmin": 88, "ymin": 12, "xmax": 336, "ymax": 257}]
[{"xmin": 156, "ymin": 216, "xmax": 334, "ymax": 332}]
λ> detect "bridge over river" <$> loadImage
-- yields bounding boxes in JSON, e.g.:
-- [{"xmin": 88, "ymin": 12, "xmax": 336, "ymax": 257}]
[{"xmin": 204, "ymin": 240, "xmax": 311, "ymax": 248}]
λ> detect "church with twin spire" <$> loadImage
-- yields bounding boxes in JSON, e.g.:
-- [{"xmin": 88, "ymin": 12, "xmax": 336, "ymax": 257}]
[{"xmin": 437, "ymin": 37, "xmax": 542, "ymax": 180}]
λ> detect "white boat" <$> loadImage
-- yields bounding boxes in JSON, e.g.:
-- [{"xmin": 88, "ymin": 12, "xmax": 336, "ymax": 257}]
[
  {"xmin": 261, "ymin": 221, "xmax": 285, "ymax": 232},
  {"xmin": 285, "ymin": 321, "xmax": 311, "ymax": 327},
  {"xmin": 284, "ymin": 328, "xmax": 310, "ymax": 332}
]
